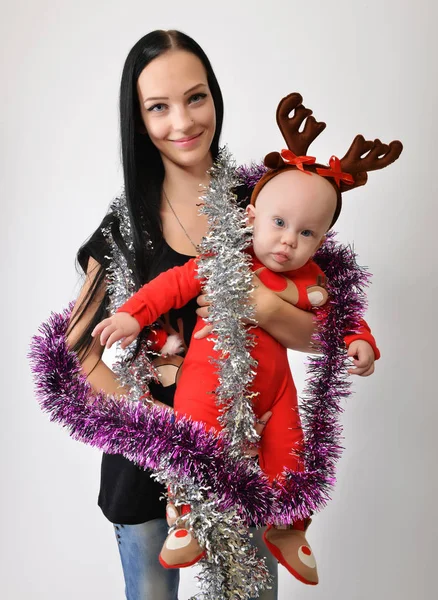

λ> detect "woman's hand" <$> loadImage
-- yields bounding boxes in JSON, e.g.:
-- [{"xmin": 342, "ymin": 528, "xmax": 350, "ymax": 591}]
[
  {"xmin": 194, "ymin": 293, "xmax": 214, "ymax": 339},
  {"xmin": 194, "ymin": 275, "xmax": 272, "ymax": 340},
  {"xmin": 194, "ymin": 276, "xmax": 273, "ymax": 340},
  {"xmin": 92, "ymin": 312, "xmax": 141, "ymax": 349},
  {"xmin": 245, "ymin": 411, "xmax": 272, "ymax": 457}
]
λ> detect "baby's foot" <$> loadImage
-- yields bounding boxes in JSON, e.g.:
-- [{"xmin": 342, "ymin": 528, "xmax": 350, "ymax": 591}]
[
  {"xmin": 159, "ymin": 523, "xmax": 205, "ymax": 569},
  {"xmin": 263, "ymin": 521, "xmax": 318, "ymax": 585}
]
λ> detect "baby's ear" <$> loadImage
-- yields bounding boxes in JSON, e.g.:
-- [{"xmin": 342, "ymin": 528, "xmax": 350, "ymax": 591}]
[{"xmin": 245, "ymin": 204, "xmax": 256, "ymax": 225}]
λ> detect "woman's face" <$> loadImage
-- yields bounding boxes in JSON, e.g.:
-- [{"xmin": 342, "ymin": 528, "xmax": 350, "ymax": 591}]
[{"xmin": 137, "ymin": 50, "xmax": 216, "ymax": 171}]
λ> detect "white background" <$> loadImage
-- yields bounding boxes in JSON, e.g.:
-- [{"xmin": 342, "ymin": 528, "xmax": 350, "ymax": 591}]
[{"xmin": 2, "ymin": 0, "xmax": 437, "ymax": 598}]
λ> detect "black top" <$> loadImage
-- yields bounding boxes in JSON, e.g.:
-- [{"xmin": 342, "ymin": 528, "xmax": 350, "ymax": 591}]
[
  {"xmin": 79, "ymin": 186, "xmax": 251, "ymax": 525},
  {"xmin": 99, "ymin": 241, "xmax": 197, "ymax": 524}
]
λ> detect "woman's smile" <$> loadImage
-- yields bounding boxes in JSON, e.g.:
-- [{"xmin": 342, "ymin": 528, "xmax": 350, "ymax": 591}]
[{"xmin": 170, "ymin": 131, "xmax": 204, "ymax": 148}]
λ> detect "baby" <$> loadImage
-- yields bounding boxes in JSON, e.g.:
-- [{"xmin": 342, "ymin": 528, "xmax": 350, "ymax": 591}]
[{"xmin": 92, "ymin": 93, "xmax": 402, "ymax": 585}]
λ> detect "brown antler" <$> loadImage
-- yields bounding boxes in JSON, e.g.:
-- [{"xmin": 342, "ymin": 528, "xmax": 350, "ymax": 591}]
[
  {"xmin": 278, "ymin": 93, "xmax": 327, "ymax": 155},
  {"xmin": 265, "ymin": 93, "xmax": 326, "ymax": 169},
  {"xmin": 339, "ymin": 134, "xmax": 403, "ymax": 191}
]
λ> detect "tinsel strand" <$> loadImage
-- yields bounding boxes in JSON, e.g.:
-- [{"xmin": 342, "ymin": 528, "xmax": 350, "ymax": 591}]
[
  {"xmin": 101, "ymin": 192, "xmax": 158, "ymax": 401},
  {"xmin": 197, "ymin": 148, "xmax": 259, "ymax": 453}
]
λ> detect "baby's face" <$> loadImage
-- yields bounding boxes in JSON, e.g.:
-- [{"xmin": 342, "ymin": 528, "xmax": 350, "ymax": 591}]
[{"xmin": 247, "ymin": 170, "xmax": 337, "ymax": 272}]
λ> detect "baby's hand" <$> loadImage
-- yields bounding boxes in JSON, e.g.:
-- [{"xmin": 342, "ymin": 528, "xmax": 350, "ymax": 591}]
[
  {"xmin": 92, "ymin": 312, "xmax": 141, "ymax": 349},
  {"xmin": 347, "ymin": 340, "xmax": 376, "ymax": 377}
]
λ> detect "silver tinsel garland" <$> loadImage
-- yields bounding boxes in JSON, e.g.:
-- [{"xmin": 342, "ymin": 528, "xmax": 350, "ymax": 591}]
[
  {"xmin": 101, "ymin": 150, "xmax": 271, "ymax": 599},
  {"xmin": 197, "ymin": 148, "xmax": 260, "ymax": 453},
  {"xmin": 102, "ymin": 193, "xmax": 159, "ymax": 402},
  {"xmin": 156, "ymin": 470, "xmax": 271, "ymax": 600}
]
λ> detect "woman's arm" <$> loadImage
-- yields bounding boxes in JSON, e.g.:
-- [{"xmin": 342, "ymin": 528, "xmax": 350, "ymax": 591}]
[
  {"xmin": 66, "ymin": 256, "xmax": 129, "ymax": 396},
  {"xmin": 250, "ymin": 278, "xmax": 316, "ymax": 352},
  {"xmin": 195, "ymin": 275, "xmax": 316, "ymax": 353}
]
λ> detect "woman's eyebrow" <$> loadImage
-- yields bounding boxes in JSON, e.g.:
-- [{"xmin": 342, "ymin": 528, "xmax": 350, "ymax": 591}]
[
  {"xmin": 183, "ymin": 83, "xmax": 207, "ymax": 95},
  {"xmin": 144, "ymin": 83, "xmax": 207, "ymax": 103}
]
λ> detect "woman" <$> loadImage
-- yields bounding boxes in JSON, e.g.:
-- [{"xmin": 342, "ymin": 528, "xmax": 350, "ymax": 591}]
[{"xmin": 66, "ymin": 30, "xmax": 318, "ymax": 600}]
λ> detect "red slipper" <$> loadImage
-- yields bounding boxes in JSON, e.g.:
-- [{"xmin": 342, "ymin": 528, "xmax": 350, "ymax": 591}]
[
  {"xmin": 263, "ymin": 522, "xmax": 318, "ymax": 585},
  {"xmin": 159, "ymin": 526, "xmax": 206, "ymax": 569}
]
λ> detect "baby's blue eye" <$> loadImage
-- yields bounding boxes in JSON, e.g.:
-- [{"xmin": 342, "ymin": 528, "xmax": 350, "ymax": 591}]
[
  {"xmin": 274, "ymin": 218, "xmax": 285, "ymax": 227},
  {"xmin": 301, "ymin": 230, "xmax": 313, "ymax": 237}
]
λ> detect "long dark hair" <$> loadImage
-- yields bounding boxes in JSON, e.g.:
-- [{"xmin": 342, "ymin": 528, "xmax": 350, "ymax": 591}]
[{"xmin": 69, "ymin": 30, "xmax": 224, "ymax": 359}]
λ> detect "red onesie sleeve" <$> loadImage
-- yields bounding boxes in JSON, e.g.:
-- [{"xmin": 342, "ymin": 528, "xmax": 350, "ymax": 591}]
[
  {"xmin": 345, "ymin": 320, "xmax": 380, "ymax": 360},
  {"xmin": 117, "ymin": 258, "xmax": 202, "ymax": 330},
  {"xmin": 295, "ymin": 261, "xmax": 380, "ymax": 359}
]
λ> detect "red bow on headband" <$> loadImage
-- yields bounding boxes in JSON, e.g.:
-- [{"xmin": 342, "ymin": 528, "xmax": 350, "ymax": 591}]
[
  {"xmin": 316, "ymin": 156, "xmax": 354, "ymax": 187},
  {"xmin": 281, "ymin": 149, "xmax": 316, "ymax": 172}
]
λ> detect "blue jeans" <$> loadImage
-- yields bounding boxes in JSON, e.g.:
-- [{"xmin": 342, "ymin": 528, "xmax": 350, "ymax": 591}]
[{"xmin": 114, "ymin": 519, "xmax": 278, "ymax": 600}]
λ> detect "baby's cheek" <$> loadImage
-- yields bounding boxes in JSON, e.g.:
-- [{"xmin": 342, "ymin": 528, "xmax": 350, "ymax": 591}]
[
  {"xmin": 253, "ymin": 239, "xmax": 268, "ymax": 261},
  {"xmin": 252, "ymin": 234, "xmax": 261, "ymax": 252}
]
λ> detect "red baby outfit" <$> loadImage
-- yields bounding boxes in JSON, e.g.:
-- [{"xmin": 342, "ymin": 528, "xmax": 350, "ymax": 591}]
[{"xmin": 119, "ymin": 255, "xmax": 379, "ymax": 482}]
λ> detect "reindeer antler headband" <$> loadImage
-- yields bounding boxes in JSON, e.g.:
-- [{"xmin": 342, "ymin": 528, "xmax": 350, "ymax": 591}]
[{"xmin": 251, "ymin": 93, "xmax": 403, "ymax": 227}]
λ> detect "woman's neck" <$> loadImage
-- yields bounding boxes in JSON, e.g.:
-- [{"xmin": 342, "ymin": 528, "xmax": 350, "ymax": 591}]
[{"xmin": 162, "ymin": 154, "xmax": 213, "ymax": 207}]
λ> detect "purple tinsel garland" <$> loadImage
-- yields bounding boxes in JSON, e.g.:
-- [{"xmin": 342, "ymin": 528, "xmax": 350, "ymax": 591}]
[
  {"xmin": 29, "ymin": 164, "xmax": 371, "ymax": 524},
  {"xmin": 236, "ymin": 163, "xmax": 268, "ymax": 189},
  {"xmin": 273, "ymin": 235, "xmax": 371, "ymax": 521},
  {"xmin": 30, "ymin": 306, "xmax": 276, "ymax": 524}
]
